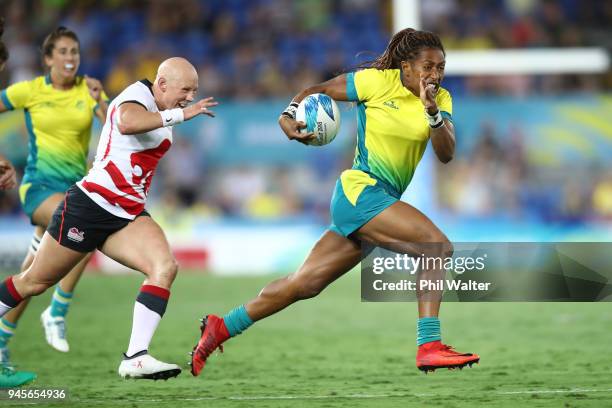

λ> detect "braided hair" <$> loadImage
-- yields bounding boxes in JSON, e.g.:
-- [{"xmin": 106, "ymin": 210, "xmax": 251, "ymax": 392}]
[
  {"xmin": 0, "ymin": 18, "xmax": 8, "ymax": 66},
  {"xmin": 364, "ymin": 28, "xmax": 444, "ymax": 70}
]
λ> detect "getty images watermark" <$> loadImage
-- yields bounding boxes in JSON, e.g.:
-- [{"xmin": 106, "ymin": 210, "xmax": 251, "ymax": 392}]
[
  {"xmin": 371, "ymin": 252, "xmax": 491, "ymax": 292},
  {"xmin": 361, "ymin": 243, "xmax": 612, "ymax": 302}
]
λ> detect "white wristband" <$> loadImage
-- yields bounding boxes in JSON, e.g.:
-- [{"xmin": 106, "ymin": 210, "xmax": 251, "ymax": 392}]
[
  {"xmin": 160, "ymin": 108, "xmax": 184, "ymax": 127},
  {"xmin": 425, "ymin": 109, "xmax": 443, "ymax": 128},
  {"xmin": 281, "ymin": 102, "xmax": 299, "ymax": 119}
]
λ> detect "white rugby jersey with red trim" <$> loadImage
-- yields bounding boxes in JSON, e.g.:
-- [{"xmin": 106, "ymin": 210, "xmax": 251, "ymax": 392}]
[{"xmin": 77, "ymin": 79, "xmax": 173, "ymax": 219}]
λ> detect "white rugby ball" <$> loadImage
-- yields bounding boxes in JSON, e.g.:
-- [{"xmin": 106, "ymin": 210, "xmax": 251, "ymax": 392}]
[{"xmin": 295, "ymin": 93, "xmax": 341, "ymax": 146}]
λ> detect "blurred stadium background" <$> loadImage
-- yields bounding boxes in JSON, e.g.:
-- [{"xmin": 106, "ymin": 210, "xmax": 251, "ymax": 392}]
[
  {"xmin": 0, "ymin": 1, "xmax": 611, "ymax": 406},
  {"xmin": 0, "ymin": 0, "xmax": 610, "ymax": 272}
]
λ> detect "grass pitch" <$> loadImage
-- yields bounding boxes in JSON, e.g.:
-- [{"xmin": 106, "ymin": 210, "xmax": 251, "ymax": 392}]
[{"xmin": 3, "ymin": 271, "xmax": 612, "ymax": 407}]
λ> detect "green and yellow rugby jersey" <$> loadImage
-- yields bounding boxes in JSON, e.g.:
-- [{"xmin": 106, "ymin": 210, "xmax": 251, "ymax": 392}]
[
  {"xmin": 345, "ymin": 68, "xmax": 453, "ymax": 196},
  {"xmin": 0, "ymin": 75, "xmax": 106, "ymax": 185}
]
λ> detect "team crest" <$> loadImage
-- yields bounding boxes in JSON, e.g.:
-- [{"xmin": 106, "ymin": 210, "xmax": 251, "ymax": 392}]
[{"xmin": 67, "ymin": 227, "xmax": 85, "ymax": 243}]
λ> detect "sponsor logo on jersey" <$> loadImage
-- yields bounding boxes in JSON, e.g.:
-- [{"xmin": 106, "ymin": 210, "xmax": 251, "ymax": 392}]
[
  {"xmin": 384, "ymin": 100, "xmax": 399, "ymax": 110},
  {"xmin": 67, "ymin": 227, "xmax": 85, "ymax": 243}
]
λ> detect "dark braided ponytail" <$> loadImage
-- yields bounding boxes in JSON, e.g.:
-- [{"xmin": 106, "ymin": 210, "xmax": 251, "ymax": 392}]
[
  {"xmin": 363, "ymin": 28, "xmax": 445, "ymax": 70},
  {"xmin": 0, "ymin": 17, "xmax": 8, "ymax": 66}
]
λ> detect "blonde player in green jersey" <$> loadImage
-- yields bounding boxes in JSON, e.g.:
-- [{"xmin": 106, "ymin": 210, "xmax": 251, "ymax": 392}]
[
  {"xmin": 191, "ymin": 28, "xmax": 480, "ymax": 376},
  {"xmin": 0, "ymin": 26, "xmax": 108, "ymax": 385}
]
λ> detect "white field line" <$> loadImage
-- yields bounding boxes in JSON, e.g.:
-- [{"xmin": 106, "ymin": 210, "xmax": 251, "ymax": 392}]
[
  {"xmin": 4, "ymin": 388, "xmax": 612, "ymax": 405},
  {"xmin": 497, "ymin": 388, "xmax": 612, "ymax": 395}
]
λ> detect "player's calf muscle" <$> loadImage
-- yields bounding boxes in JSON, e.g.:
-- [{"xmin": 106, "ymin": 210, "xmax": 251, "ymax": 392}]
[{"xmin": 289, "ymin": 269, "xmax": 330, "ymax": 300}]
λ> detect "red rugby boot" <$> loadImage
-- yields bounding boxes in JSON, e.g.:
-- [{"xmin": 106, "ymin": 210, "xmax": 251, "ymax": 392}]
[
  {"xmin": 416, "ymin": 340, "xmax": 480, "ymax": 373},
  {"xmin": 190, "ymin": 315, "xmax": 230, "ymax": 376}
]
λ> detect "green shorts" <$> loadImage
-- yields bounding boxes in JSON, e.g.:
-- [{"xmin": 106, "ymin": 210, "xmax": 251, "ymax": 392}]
[
  {"xmin": 329, "ymin": 170, "xmax": 400, "ymax": 237},
  {"xmin": 19, "ymin": 179, "xmax": 73, "ymax": 224}
]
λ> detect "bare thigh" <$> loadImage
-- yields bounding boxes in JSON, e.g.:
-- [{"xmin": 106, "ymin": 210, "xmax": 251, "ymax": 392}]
[
  {"xmin": 99, "ymin": 216, "xmax": 177, "ymax": 289},
  {"xmin": 13, "ymin": 233, "xmax": 88, "ymax": 297},
  {"xmin": 355, "ymin": 201, "xmax": 451, "ymax": 254}
]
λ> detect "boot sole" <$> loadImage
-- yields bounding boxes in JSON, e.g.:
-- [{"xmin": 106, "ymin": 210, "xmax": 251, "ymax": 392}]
[
  {"xmin": 121, "ymin": 368, "xmax": 182, "ymax": 380},
  {"xmin": 418, "ymin": 358, "xmax": 480, "ymax": 374}
]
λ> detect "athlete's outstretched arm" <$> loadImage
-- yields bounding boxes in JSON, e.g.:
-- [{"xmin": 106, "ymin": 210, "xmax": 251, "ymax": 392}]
[
  {"xmin": 419, "ymin": 77, "xmax": 455, "ymax": 163},
  {"xmin": 279, "ymin": 74, "xmax": 349, "ymax": 143},
  {"xmin": 117, "ymin": 97, "xmax": 217, "ymax": 135}
]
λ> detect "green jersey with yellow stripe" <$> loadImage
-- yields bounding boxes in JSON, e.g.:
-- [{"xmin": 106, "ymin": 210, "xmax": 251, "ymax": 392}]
[
  {"xmin": 1, "ymin": 75, "xmax": 105, "ymax": 186},
  {"xmin": 345, "ymin": 68, "xmax": 453, "ymax": 196}
]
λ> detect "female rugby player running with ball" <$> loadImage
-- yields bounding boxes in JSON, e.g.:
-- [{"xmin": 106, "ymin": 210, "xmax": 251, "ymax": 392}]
[{"xmin": 191, "ymin": 28, "xmax": 479, "ymax": 376}]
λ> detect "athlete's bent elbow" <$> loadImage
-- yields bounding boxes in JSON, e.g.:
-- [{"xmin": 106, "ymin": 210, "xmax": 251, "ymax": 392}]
[
  {"xmin": 117, "ymin": 122, "xmax": 134, "ymax": 134},
  {"xmin": 438, "ymin": 153, "xmax": 453, "ymax": 164}
]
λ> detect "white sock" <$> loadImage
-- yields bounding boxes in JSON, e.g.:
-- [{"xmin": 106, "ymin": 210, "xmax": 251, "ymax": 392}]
[
  {"xmin": 0, "ymin": 301, "xmax": 12, "ymax": 318},
  {"xmin": 126, "ymin": 302, "xmax": 161, "ymax": 357}
]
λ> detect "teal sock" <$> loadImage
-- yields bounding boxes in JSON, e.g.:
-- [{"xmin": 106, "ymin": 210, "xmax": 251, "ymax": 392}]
[
  {"xmin": 0, "ymin": 318, "xmax": 17, "ymax": 347},
  {"xmin": 50, "ymin": 286, "xmax": 73, "ymax": 318},
  {"xmin": 223, "ymin": 305, "xmax": 253, "ymax": 337},
  {"xmin": 417, "ymin": 317, "xmax": 441, "ymax": 346}
]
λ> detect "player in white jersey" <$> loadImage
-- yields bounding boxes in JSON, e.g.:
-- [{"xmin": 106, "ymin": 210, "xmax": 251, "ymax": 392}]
[{"xmin": 0, "ymin": 57, "xmax": 217, "ymax": 380}]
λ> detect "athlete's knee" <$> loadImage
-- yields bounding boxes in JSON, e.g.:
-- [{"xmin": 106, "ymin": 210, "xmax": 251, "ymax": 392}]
[
  {"xmin": 439, "ymin": 238, "xmax": 453, "ymax": 258},
  {"xmin": 15, "ymin": 273, "xmax": 53, "ymax": 297},
  {"xmin": 421, "ymin": 232, "xmax": 453, "ymax": 258},
  {"xmin": 151, "ymin": 257, "xmax": 179, "ymax": 286}
]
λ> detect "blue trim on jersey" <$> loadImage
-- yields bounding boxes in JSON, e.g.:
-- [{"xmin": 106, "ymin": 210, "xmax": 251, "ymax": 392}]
[
  {"xmin": 0, "ymin": 90, "xmax": 14, "ymax": 110},
  {"xmin": 354, "ymin": 102, "xmax": 370, "ymax": 172},
  {"xmin": 44, "ymin": 74, "xmax": 51, "ymax": 85},
  {"xmin": 346, "ymin": 72, "xmax": 358, "ymax": 102},
  {"xmin": 24, "ymin": 109, "xmax": 38, "ymax": 174},
  {"xmin": 441, "ymin": 111, "xmax": 453, "ymax": 123}
]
